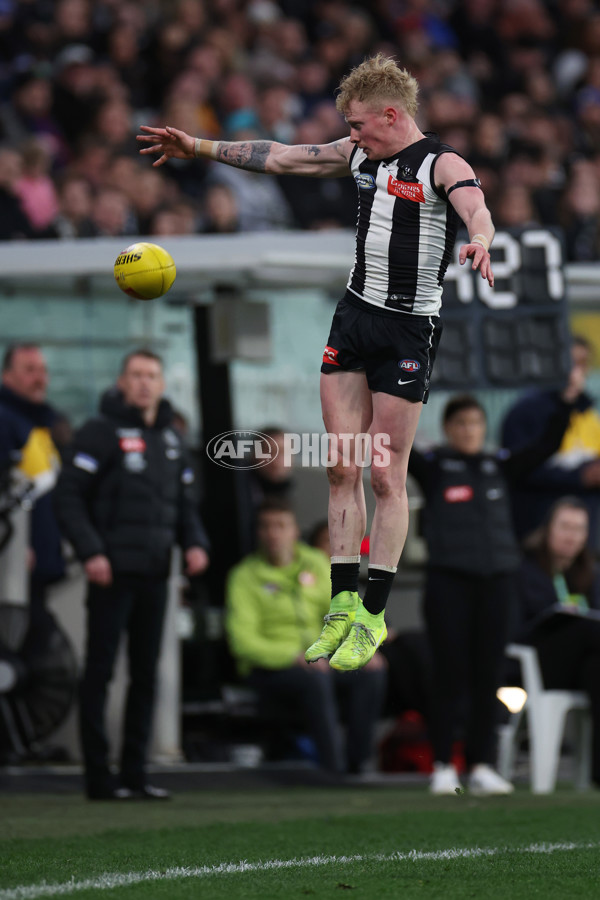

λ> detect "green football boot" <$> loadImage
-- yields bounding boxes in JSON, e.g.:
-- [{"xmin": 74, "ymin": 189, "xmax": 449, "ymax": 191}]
[
  {"xmin": 305, "ymin": 591, "xmax": 360, "ymax": 662},
  {"xmin": 329, "ymin": 603, "xmax": 387, "ymax": 671}
]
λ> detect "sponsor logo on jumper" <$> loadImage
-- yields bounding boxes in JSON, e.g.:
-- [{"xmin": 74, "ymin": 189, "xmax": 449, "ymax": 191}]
[
  {"xmin": 399, "ymin": 359, "xmax": 420, "ymax": 372},
  {"xmin": 355, "ymin": 173, "xmax": 376, "ymax": 190},
  {"xmin": 444, "ymin": 485, "xmax": 474, "ymax": 503},
  {"xmin": 322, "ymin": 345, "xmax": 341, "ymax": 366},
  {"xmin": 398, "ymin": 165, "xmax": 417, "ymax": 182},
  {"xmin": 120, "ymin": 437, "xmax": 146, "ymax": 453},
  {"xmin": 397, "ymin": 378, "xmax": 416, "ymax": 386},
  {"xmin": 387, "ymin": 176, "xmax": 425, "ymax": 202}
]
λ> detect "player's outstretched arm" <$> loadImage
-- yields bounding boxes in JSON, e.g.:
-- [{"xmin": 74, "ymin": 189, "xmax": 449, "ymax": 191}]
[
  {"xmin": 137, "ymin": 125, "xmax": 352, "ymax": 177},
  {"xmin": 435, "ymin": 153, "xmax": 495, "ymax": 288}
]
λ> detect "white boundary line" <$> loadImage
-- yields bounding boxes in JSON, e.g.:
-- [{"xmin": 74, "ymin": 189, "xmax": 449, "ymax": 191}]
[{"xmin": 1, "ymin": 841, "xmax": 598, "ymax": 900}]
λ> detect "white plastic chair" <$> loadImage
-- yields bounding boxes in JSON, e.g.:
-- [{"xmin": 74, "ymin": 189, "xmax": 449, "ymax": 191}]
[{"xmin": 497, "ymin": 643, "xmax": 592, "ymax": 794}]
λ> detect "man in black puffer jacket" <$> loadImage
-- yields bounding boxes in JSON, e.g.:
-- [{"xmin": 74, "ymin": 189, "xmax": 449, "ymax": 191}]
[{"xmin": 55, "ymin": 349, "xmax": 210, "ymax": 801}]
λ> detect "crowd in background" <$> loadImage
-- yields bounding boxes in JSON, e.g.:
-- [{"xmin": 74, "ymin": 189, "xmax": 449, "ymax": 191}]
[{"xmin": 0, "ymin": 0, "xmax": 600, "ymax": 257}]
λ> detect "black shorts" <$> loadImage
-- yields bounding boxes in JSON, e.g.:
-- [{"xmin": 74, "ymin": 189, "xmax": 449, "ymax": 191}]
[{"xmin": 321, "ymin": 292, "xmax": 443, "ymax": 403}]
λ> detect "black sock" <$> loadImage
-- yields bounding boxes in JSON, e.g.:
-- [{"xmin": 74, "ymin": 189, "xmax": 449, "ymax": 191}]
[
  {"xmin": 362, "ymin": 566, "xmax": 396, "ymax": 615},
  {"xmin": 330, "ymin": 560, "xmax": 360, "ymax": 599}
]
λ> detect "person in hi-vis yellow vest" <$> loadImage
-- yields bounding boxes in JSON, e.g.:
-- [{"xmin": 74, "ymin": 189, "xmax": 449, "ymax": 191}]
[
  {"xmin": 502, "ymin": 335, "xmax": 600, "ymax": 546},
  {"xmin": 0, "ymin": 344, "xmax": 64, "ymax": 641}
]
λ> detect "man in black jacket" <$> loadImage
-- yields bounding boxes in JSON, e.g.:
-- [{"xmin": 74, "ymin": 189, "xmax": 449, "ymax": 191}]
[
  {"xmin": 408, "ymin": 388, "xmax": 578, "ymax": 795},
  {"xmin": 55, "ymin": 350, "xmax": 210, "ymax": 800}
]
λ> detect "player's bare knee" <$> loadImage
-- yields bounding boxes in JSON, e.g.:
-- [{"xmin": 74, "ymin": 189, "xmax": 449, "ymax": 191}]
[
  {"xmin": 371, "ymin": 465, "xmax": 406, "ymax": 501},
  {"xmin": 327, "ymin": 459, "xmax": 361, "ymax": 489}
]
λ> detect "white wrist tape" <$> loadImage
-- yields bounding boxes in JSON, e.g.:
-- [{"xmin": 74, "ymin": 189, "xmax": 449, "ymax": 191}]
[
  {"xmin": 471, "ymin": 233, "xmax": 490, "ymax": 251},
  {"xmin": 194, "ymin": 138, "xmax": 217, "ymax": 159}
]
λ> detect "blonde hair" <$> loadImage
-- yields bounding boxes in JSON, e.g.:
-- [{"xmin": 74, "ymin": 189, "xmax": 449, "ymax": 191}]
[{"xmin": 335, "ymin": 54, "xmax": 419, "ymax": 118}]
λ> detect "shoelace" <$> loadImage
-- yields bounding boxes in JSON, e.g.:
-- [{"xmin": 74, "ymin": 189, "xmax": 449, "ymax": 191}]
[
  {"xmin": 350, "ymin": 622, "xmax": 376, "ymax": 648},
  {"xmin": 323, "ymin": 612, "xmax": 350, "ymax": 623}
]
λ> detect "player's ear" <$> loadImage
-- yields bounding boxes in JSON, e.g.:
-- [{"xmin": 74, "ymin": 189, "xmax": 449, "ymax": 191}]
[{"xmin": 383, "ymin": 106, "xmax": 397, "ymax": 124}]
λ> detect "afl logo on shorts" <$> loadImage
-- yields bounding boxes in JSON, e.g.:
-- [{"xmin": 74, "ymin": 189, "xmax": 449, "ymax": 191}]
[
  {"xmin": 399, "ymin": 359, "xmax": 420, "ymax": 372},
  {"xmin": 355, "ymin": 173, "xmax": 376, "ymax": 190}
]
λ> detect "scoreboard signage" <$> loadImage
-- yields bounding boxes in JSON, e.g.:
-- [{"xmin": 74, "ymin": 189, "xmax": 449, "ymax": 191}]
[{"xmin": 434, "ymin": 226, "xmax": 571, "ymax": 389}]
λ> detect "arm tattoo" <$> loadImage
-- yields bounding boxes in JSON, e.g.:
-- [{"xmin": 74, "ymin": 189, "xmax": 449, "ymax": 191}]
[
  {"xmin": 215, "ymin": 141, "xmax": 273, "ymax": 173},
  {"xmin": 305, "ymin": 145, "xmax": 321, "ymax": 157}
]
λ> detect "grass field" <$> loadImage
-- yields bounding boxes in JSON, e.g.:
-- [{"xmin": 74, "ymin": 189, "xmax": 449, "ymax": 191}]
[{"xmin": 2, "ymin": 785, "xmax": 600, "ymax": 899}]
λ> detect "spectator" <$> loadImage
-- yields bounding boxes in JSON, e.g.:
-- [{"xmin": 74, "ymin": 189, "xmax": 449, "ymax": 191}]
[
  {"xmin": 131, "ymin": 168, "xmax": 173, "ymax": 235},
  {"xmin": 53, "ymin": 0, "xmax": 95, "ymax": 48},
  {"xmin": 150, "ymin": 201, "xmax": 198, "ymax": 236},
  {"xmin": 87, "ymin": 98, "xmax": 136, "ymax": 157},
  {"xmin": 218, "ymin": 72, "xmax": 259, "ymax": 137},
  {"xmin": 14, "ymin": 138, "xmax": 59, "ymax": 232},
  {"xmin": 501, "ymin": 335, "xmax": 600, "ymax": 546},
  {"xmin": 558, "ymin": 158, "xmax": 600, "ymax": 260},
  {"xmin": 200, "ymin": 183, "xmax": 239, "ymax": 233},
  {"xmin": 225, "ymin": 498, "xmax": 386, "ymax": 775},
  {"xmin": 0, "ymin": 70, "xmax": 69, "ymax": 169},
  {"xmin": 408, "ymin": 389, "xmax": 578, "ymax": 795},
  {"xmin": 104, "ymin": 23, "xmax": 149, "ymax": 111},
  {"xmin": 46, "ymin": 173, "xmax": 96, "ymax": 239},
  {"xmin": 514, "ymin": 497, "xmax": 600, "ymax": 787},
  {"xmin": 0, "ymin": 147, "xmax": 34, "ymax": 240},
  {"xmin": 0, "ymin": 344, "xmax": 64, "ymax": 649},
  {"xmin": 3, "ymin": 0, "xmax": 600, "ymax": 253},
  {"xmin": 52, "ymin": 44, "xmax": 102, "ymax": 146},
  {"xmin": 55, "ymin": 349, "xmax": 210, "ymax": 800},
  {"xmin": 495, "ymin": 182, "xmax": 539, "ymax": 229},
  {"xmin": 236, "ymin": 425, "xmax": 295, "ymax": 556},
  {"xmin": 65, "ymin": 137, "xmax": 112, "ymax": 190},
  {"xmin": 91, "ymin": 186, "xmax": 137, "ymax": 237}
]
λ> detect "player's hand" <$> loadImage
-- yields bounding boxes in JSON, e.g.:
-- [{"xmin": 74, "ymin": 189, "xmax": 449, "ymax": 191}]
[
  {"xmin": 137, "ymin": 125, "xmax": 196, "ymax": 167},
  {"xmin": 185, "ymin": 546, "xmax": 210, "ymax": 576},
  {"xmin": 459, "ymin": 242, "xmax": 494, "ymax": 287},
  {"xmin": 85, "ymin": 554, "xmax": 113, "ymax": 586}
]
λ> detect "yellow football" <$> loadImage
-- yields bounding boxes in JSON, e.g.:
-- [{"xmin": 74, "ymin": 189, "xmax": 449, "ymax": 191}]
[{"xmin": 113, "ymin": 242, "xmax": 176, "ymax": 300}]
